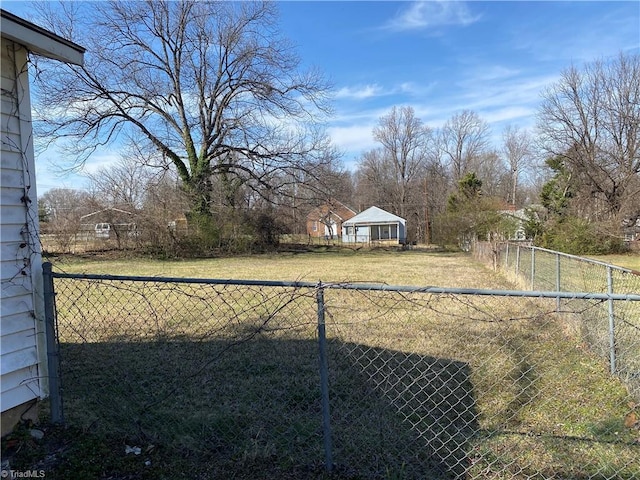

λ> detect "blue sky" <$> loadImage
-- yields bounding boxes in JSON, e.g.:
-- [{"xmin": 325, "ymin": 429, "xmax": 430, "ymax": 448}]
[
  {"xmin": 277, "ymin": 1, "xmax": 640, "ymax": 159},
  {"xmin": 3, "ymin": 1, "xmax": 639, "ymax": 193}
]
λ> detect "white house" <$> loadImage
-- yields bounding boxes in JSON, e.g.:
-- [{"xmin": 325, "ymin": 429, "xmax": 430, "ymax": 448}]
[
  {"xmin": 342, "ymin": 206, "xmax": 407, "ymax": 245},
  {"xmin": 498, "ymin": 207, "xmax": 529, "ymax": 241},
  {"xmin": 1, "ymin": 9, "xmax": 84, "ymax": 434}
]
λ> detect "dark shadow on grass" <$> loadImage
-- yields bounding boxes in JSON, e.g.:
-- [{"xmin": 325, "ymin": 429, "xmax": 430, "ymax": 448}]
[
  {"xmin": 53, "ymin": 333, "xmax": 640, "ymax": 480},
  {"xmin": 329, "ymin": 342, "xmax": 478, "ymax": 479},
  {"xmin": 57, "ymin": 335, "xmax": 478, "ymax": 480}
]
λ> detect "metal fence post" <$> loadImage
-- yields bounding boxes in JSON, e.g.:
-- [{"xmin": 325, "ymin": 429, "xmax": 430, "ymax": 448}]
[
  {"xmin": 530, "ymin": 247, "xmax": 536, "ymax": 290},
  {"xmin": 515, "ymin": 245, "xmax": 520, "ymax": 279},
  {"xmin": 504, "ymin": 243, "xmax": 510, "ymax": 271},
  {"xmin": 607, "ymin": 266, "xmax": 616, "ymax": 375},
  {"xmin": 555, "ymin": 253, "xmax": 561, "ymax": 312},
  {"xmin": 316, "ymin": 283, "xmax": 333, "ymax": 472},
  {"xmin": 43, "ymin": 262, "xmax": 63, "ymax": 424}
]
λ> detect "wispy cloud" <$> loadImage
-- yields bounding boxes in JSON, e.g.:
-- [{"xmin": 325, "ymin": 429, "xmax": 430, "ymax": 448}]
[
  {"xmin": 328, "ymin": 67, "xmax": 557, "ymax": 164},
  {"xmin": 34, "ymin": 146, "xmax": 121, "ymax": 193},
  {"xmin": 333, "ymin": 81, "xmax": 438, "ymax": 104},
  {"xmin": 334, "ymin": 84, "xmax": 386, "ymax": 100},
  {"xmin": 81, "ymin": 152, "xmax": 122, "ymax": 175},
  {"xmin": 385, "ymin": 1, "xmax": 481, "ymax": 32},
  {"xmin": 398, "ymin": 81, "xmax": 438, "ymax": 97},
  {"xmin": 507, "ymin": 5, "xmax": 640, "ymax": 65},
  {"xmin": 327, "ymin": 123, "xmax": 377, "ymax": 154}
]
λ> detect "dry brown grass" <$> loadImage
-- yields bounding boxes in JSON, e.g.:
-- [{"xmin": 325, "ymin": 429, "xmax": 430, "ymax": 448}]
[
  {"xmin": 38, "ymin": 249, "xmax": 640, "ymax": 479},
  {"xmin": 50, "ymin": 249, "xmax": 511, "ymax": 289}
]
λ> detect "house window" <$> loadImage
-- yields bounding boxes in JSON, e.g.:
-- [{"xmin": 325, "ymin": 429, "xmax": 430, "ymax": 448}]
[
  {"xmin": 371, "ymin": 224, "xmax": 398, "ymax": 240},
  {"xmin": 95, "ymin": 223, "xmax": 110, "ymax": 238},
  {"xmin": 312, "ymin": 222, "xmax": 317, "ymax": 232}
]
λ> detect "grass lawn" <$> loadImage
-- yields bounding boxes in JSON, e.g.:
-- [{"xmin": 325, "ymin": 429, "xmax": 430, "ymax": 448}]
[
  {"xmin": 4, "ymin": 248, "xmax": 638, "ymax": 479},
  {"xmin": 45, "ymin": 247, "xmax": 511, "ymax": 288},
  {"xmin": 588, "ymin": 252, "xmax": 640, "ymax": 272}
]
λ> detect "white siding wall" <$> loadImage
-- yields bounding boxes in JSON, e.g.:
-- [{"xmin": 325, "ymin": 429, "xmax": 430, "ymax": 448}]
[{"xmin": 1, "ymin": 37, "xmax": 46, "ymax": 412}]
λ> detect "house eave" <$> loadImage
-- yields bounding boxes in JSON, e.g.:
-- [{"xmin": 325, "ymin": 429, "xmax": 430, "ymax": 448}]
[{"xmin": 1, "ymin": 9, "xmax": 85, "ymax": 65}]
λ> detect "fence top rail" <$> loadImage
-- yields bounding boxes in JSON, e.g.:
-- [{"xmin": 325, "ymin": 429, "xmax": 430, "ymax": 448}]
[
  {"xmin": 507, "ymin": 243, "xmax": 639, "ymax": 275},
  {"xmin": 48, "ymin": 268, "xmax": 640, "ymax": 302},
  {"xmin": 50, "ymin": 270, "xmax": 317, "ymax": 289}
]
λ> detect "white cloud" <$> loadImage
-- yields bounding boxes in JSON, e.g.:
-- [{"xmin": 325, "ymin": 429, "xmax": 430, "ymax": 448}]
[
  {"xmin": 325, "ymin": 68, "xmax": 554, "ymax": 167},
  {"xmin": 327, "ymin": 123, "xmax": 376, "ymax": 157},
  {"xmin": 81, "ymin": 152, "xmax": 122, "ymax": 175},
  {"xmin": 507, "ymin": 5, "xmax": 639, "ymax": 65},
  {"xmin": 468, "ymin": 65, "xmax": 522, "ymax": 83},
  {"xmin": 385, "ymin": 1, "xmax": 481, "ymax": 32},
  {"xmin": 334, "ymin": 84, "xmax": 386, "ymax": 100},
  {"xmin": 35, "ymin": 145, "xmax": 122, "ymax": 194},
  {"xmin": 397, "ymin": 81, "xmax": 438, "ymax": 97},
  {"xmin": 481, "ymin": 106, "xmax": 536, "ymax": 126}
]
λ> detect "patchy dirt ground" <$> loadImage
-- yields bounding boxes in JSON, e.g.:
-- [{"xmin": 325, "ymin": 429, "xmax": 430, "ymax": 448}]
[{"xmin": 1, "ymin": 421, "xmax": 163, "ymax": 480}]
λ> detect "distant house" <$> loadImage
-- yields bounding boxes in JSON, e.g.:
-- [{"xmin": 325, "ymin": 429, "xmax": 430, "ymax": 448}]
[
  {"xmin": 80, "ymin": 207, "xmax": 136, "ymax": 239},
  {"xmin": 306, "ymin": 200, "xmax": 356, "ymax": 239},
  {"xmin": 498, "ymin": 206, "xmax": 529, "ymax": 241},
  {"xmin": 342, "ymin": 206, "xmax": 407, "ymax": 245},
  {"xmin": 168, "ymin": 214, "xmax": 189, "ymax": 235},
  {"xmin": 622, "ymin": 216, "xmax": 640, "ymax": 244},
  {"xmin": 1, "ymin": 9, "xmax": 85, "ymax": 434}
]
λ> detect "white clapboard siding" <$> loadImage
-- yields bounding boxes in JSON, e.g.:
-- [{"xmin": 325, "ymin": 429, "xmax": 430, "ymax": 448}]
[
  {"xmin": 1, "ymin": 366, "xmax": 39, "ymax": 393},
  {"xmin": 2, "ymin": 12, "xmax": 84, "ymax": 419},
  {"xmin": 1, "ymin": 37, "xmax": 44, "ymax": 412},
  {"xmin": 1, "ymin": 310, "xmax": 36, "ymax": 337}
]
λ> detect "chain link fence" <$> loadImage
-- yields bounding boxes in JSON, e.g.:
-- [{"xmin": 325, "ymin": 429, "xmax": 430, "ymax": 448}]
[
  {"xmin": 45, "ymin": 263, "xmax": 640, "ymax": 479},
  {"xmin": 475, "ymin": 242, "xmax": 640, "ymax": 400}
]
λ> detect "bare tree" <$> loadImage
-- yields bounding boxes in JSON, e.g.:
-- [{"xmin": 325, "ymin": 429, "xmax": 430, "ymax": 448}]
[
  {"xmin": 354, "ymin": 148, "xmax": 395, "ymax": 211},
  {"xmin": 371, "ymin": 106, "xmax": 432, "ymax": 219},
  {"xmin": 537, "ymin": 52, "xmax": 640, "ymax": 220},
  {"xmin": 33, "ymin": 1, "xmax": 332, "ymax": 220},
  {"xmin": 287, "ymin": 152, "xmax": 354, "ymax": 234},
  {"xmin": 39, "ymin": 188, "xmax": 97, "ymax": 252},
  {"xmin": 439, "ymin": 110, "xmax": 490, "ymax": 182},
  {"xmin": 471, "ymin": 150, "xmax": 510, "ymax": 200},
  {"xmin": 501, "ymin": 125, "xmax": 532, "ymax": 207},
  {"xmin": 86, "ymin": 156, "xmax": 158, "ymax": 210},
  {"xmin": 139, "ymin": 172, "xmax": 191, "ymax": 252}
]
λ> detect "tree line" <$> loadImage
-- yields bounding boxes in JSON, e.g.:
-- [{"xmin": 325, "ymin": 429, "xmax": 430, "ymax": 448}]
[{"xmin": 34, "ymin": 1, "xmax": 639, "ymax": 255}]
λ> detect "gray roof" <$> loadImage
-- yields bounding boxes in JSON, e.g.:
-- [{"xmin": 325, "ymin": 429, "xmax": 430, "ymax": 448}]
[{"xmin": 343, "ymin": 206, "xmax": 406, "ymax": 225}]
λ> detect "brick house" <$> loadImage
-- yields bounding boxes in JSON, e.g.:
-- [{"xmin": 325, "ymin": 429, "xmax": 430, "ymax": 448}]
[{"xmin": 306, "ymin": 200, "xmax": 356, "ymax": 239}]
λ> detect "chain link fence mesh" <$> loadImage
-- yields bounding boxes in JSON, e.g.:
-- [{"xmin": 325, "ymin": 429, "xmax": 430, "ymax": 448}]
[
  {"xmin": 52, "ymin": 276, "xmax": 322, "ymax": 477},
  {"xmin": 480, "ymin": 242, "xmax": 640, "ymax": 400},
  {"xmin": 324, "ymin": 288, "xmax": 638, "ymax": 478},
  {"xmin": 49, "ymin": 268, "xmax": 639, "ymax": 479}
]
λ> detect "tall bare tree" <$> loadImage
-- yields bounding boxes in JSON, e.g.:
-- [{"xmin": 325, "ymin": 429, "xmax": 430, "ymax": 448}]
[
  {"xmin": 501, "ymin": 125, "xmax": 532, "ymax": 207},
  {"xmin": 33, "ymin": 1, "xmax": 332, "ymax": 219},
  {"xmin": 439, "ymin": 110, "xmax": 490, "ymax": 182},
  {"xmin": 471, "ymin": 150, "xmax": 510, "ymax": 200},
  {"xmin": 355, "ymin": 148, "xmax": 396, "ymax": 211},
  {"xmin": 371, "ymin": 106, "xmax": 432, "ymax": 219},
  {"xmin": 537, "ymin": 52, "xmax": 640, "ymax": 220}
]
